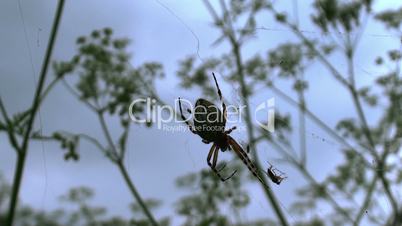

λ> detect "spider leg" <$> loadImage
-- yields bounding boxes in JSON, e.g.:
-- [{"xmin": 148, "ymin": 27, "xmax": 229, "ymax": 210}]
[
  {"xmin": 278, "ymin": 176, "xmax": 287, "ymax": 183},
  {"xmin": 202, "ymin": 139, "xmax": 211, "ymax": 144},
  {"xmin": 212, "ymin": 72, "xmax": 227, "ymax": 124},
  {"xmin": 267, "ymin": 161, "xmax": 286, "ymax": 176},
  {"xmin": 212, "ymin": 146, "xmax": 237, "ymax": 181},
  {"xmin": 266, "ymin": 161, "xmax": 273, "ymax": 168},
  {"xmin": 207, "ymin": 144, "xmax": 215, "ymax": 163},
  {"xmin": 178, "ymin": 97, "xmax": 197, "ymax": 134},
  {"xmin": 207, "ymin": 144, "xmax": 237, "ymax": 182},
  {"xmin": 224, "ymin": 126, "xmax": 237, "ymax": 134},
  {"xmin": 228, "ymin": 136, "xmax": 267, "ymax": 186},
  {"xmin": 216, "ymin": 163, "xmax": 237, "ymax": 179},
  {"xmin": 273, "ymin": 168, "xmax": 285, "ymax": 175},
  {"xmin": 212, "ymin": 145, "xmax": 219, "ymax": 168},
  {"xmin": 217, "ymin": 162, "xmax": 227, "ymax": 171}
]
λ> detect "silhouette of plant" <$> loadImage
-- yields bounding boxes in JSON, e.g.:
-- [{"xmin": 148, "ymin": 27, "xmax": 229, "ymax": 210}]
[{"xmin": 48, "ymin": 28, "xmax": 166, "ymax": 226}]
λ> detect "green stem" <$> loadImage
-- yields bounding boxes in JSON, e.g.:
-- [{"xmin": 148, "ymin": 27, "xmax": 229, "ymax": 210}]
[
  {"xmin": 271, "ymin": 7, "xmax": 399, "ymax": 214},
  {"xmin": 98, "ymin": 113, "xmax": 120, "ymax": 159},
  {"xmin": 346, "ymin": 47, "xmax": 398, "ymax": 214},
  {"xmin": 98, "ymin": 113, "xmax": 159, "ymax": 226},
  {"xmin": 6, "ymin": 1, "xmax": 65, "ymax": 225},
  {"xmin": 269, "ymin": 84, "xmax": 375, "ymax": 170},
  {"xmin": 201, "ymin": 1, "xmax": 289, "ymax": 224},
  {"xmin": 8, "ymin": 77, "xmax": 62, "ymax": 127},
  {"xmin": 232, "ymin": 41, "xmax": 290, "ymax": 226},
  {"xmin": 0, "ymin": 98, "xmax": 21, "ymax": 153},
  {"xmin": 296, "ymin": 76, "xmax": 307, "ymax": 165},
  {"xmin": 269, "ymin": 139, "xmax": 355, "ymax": 223},
  {"xmin": 117, "ymin": 161, "xmax": 159, "ymax": 226},
  {"xmin": 60, "ymin": 61, "xmax": 159, "ymax": 224},
  {"xmin": 354, "ymin": 174, "xmax": 378, "ymax": 225}
]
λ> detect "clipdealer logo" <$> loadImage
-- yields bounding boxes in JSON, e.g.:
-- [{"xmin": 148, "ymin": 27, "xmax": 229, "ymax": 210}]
[
  {"xmin": 128, "ymin": 97, "xmax": 275, "ymax": 133},
  {"xmin": 254, "ymin": 98, "xmax": 275, "ymax": 133}
]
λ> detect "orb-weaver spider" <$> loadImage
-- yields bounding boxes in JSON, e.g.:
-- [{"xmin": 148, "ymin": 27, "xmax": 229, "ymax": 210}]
[{"xmin": 178, "ymin": 73, "xmax": 265, "ymax": 184}]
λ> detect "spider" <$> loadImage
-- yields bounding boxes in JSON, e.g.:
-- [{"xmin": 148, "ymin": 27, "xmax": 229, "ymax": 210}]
[
  {"xmin": 265, "ymin": 162, "xmax": 287, "ymax": 185},
  {"xmin": 178, "ymin": 72, "xmax": 265, "ymax": 184}
]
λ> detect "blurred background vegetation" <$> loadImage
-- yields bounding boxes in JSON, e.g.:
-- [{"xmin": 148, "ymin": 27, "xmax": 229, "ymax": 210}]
[{"xmin": 2, "ymin": 0, "xmax": 402, "ymax": 225}]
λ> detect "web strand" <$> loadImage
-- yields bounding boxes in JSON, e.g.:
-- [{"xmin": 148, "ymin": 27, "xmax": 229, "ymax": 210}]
[{"xmin": 17, "ymin": 0, "xmax": 48, "ymax": 210}]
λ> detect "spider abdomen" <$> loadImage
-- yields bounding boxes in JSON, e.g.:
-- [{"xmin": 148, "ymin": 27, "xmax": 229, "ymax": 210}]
[{"xmin": 193, "ymin": 98, "xmax": 225, "ymax": 142}]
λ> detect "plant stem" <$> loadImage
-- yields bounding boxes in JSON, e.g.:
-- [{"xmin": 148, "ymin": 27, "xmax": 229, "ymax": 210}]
[
  {"xmin": 296, "ymin": 76, "xmax": 307, "ymax": 166},
  {"xmin": 346, "ymin": 46, "xmax": 398, "ymax": 214},
  {"xmin": 98, "ymin": 113, "xmax": 159, "ymax": 226},
  {"xmin": 354, "ymin": 174, "xmax": 378, "ymax": 225},
  {"xmin": 202, "ymin": 1, "xmax": 290, "ymax": 224},
  {"xmin": 233, "ymin": 43, "xmax": 289, "ymax": 226},
  {"xmin": 117, "ymin": 161, "xmax": 159, "ymax": 226},
  {"xmin": 0, "ymin": 98, "xmax": 20, "ymax": 153},
  {"xmin": 268, "ymin": 138, "xmax": 355, "ymax": 223},
  {"xmin": 6, "ymin": 1, "xmax": 65, "ymax": 225},
  {"xmin": 271, "ymin": 7, "xmax": 399, "ymax": 215},
  {"xmin": 269, "ymin": 84, "xmax": 373, "ymax": 167}
]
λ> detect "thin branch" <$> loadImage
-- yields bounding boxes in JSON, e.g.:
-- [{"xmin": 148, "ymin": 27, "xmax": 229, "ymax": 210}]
[
  {"xmin": 292, "ymin": 26, "xmax": 350, "ymax": 87},
  {"xmin": 30, "ymin": 132, "xmax": 115, "ymax": 161},
  {"xmin": 118, "ymin": 124, "xmax": 131, "ymax": 161},
  {"xmin": 238, "ymin": 9, "xmax": 256, "ymax": 44},
  {"xmin": 67, "ymin": 132, "xmax": 108, "ymax": 157},
  {"xmin": 267, "ymin": 3, "xmax": 399, "ymax": 223},
  {"xmin": 97, "ymin": 112, "xmax": 159, "ymax": 226},
  {"xmin": 116, "ymin": 161, "xmax": 158, "ymax": 225},
  {"xmin": 98, "ymin": 113, "xmax": 120, "ymax": 159},
  {"xmin": 218, "ymin": 0, "xmax": 237, "ymax": 42},
  {"xmin": 267, "ymin": 8, "xmax": 350, "ymax": 88},
  {"xmin": 346, "ymin": 38, "xmax": 375, "ymax": 148},
  {"xmin": 0, "ymin": 97, "xmax": 21, "ymax": 153},
  {"xmin": 6, "ymin": 77, "xmax": 65, "ymax": 130},
  {"xmin": 354, "ymin": 174, "xmax": 378, "ymax": 225},
  {"xmin": 268, "ymin": 138, "xmax": 356, "ymax": 224},
  {"xmin": 61, "ymin": 78, "xmax": 99, "ymax": 112},
  {"xmin": 269, "ymin": 84, "xmax": 373, "ymax": 167},
  {"xmin": 293, "ymin": 11, "xmax": 398, "ymax": 215},
  {"xmin": 296, "ymin": 76, "xmax": 307, "ymax": 166},
  {"xmin": 0, "ymin": 98, "xmax": 12, "ymax": 125},
  {"xmin": 202, "ymin": 0, "xmax": 220, "ymax": 27},
  {"xmin": 346, "ymin": 42, "xmax": 398, "ymax": 213},
  {"xmin": 204, "ymin": 0, "xmax": 237, "ymax": 45},
  {"xmin": 275, "ymin": 11, "xmax": 390, "ymax": 210},
  {"xmin": 204, "ymin": 1, "xmax": 291, "ymax": 225},
  {"xmin": 6, "ymin": 1, "xmax": 65, "ymax": 225},
  {"xmin": 40, "ymin": 77, "xmax": 61, "ymax": 104},
  {"xmin": 352, "ymin": 12, "xmax": 370, "ymax": 50}
]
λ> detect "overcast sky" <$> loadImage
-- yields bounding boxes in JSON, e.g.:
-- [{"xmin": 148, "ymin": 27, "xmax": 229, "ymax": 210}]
[{"xmin": 1, "ymin": 0, "xmax": 401, "ymax": 224}]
